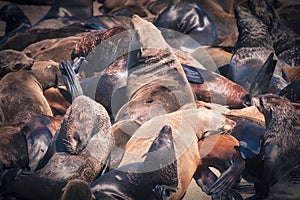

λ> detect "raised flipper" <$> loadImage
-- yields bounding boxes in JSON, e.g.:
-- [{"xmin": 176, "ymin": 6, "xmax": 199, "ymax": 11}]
[
  {"xmin": 182, "ymin": 64, "xmax": 204, "ymax": 84},
  {"xmin": 249, "ymin": 53, "xmax": 277, "ymax": 96},
  {"xmin": 59, "ymin": 59, "xmax": 83, "ymax": 101},
  {"xmin": 208, "ymin": 155, "xmax": 245, "ymax": 198},
  {"xmin": 152, "ymin": 184, "xmax": 177, "ymax": 200}
]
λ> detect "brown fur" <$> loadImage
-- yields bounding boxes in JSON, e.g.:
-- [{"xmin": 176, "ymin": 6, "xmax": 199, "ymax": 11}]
[
  {"xmin": 0, "ymin": 49, "xmax": 33, "ymax": 79},
  {"xmin": 119, "ymin": 108, "xmax": 236, "ymax": 200},
  {"xmin": 44, "ymin": 87, "xmax": 71, "ymax": 116},
  {"xmin": 194, "ymin": 134, "xmax": 245, "ymax": 198},
  {"xmin": 0, "ymin": 60, "xmax": 63, "ymax": 124}
]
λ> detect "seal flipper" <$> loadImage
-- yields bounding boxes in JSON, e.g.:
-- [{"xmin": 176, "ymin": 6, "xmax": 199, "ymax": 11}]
[
  {"xmin": 152, "ymin": 184, "xmax": 177, "ymax": 200},
  {"xmin": 59, "ymin": 60, "xmax": 83, "ymax": 101},
  {"xmin": 182, "ymin": 64, "xmax": 204, "ymax": 84},
  {"xmin": 249, "ymin": 53, "xmax": 277, "ymax": 95},
  {"xmin": 208, "ymin": 155, "xmax": 245, "ymax": 197}
]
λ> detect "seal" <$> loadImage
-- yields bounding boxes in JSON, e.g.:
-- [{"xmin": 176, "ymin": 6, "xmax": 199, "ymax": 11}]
[
  {"xmin": 248, "ymin": 0, "xmax": 300, "ymax": 66},
  {"xmin": 153, "ymin": 1, "xmax": 218, "ymax": 50},
  {"xmin": 61, "ymin": 179, "xmax": 93, "ymax": 200},
  {"xmin": 37, "ymin": 0, "xmax": 93, "ymax": 23},
  {"xmin": 251, "ymin": 94, "xmax": 300, "ymax": 199},
  {"xmin": 194, "ymin": 0, "xmax": 237, "ymax": 37},
  {"xmin": 1, "ymin": 94, "xmax": 114, "ymax": 200},
  {"xmin": 227, "ymin": 5, "xmax": 288, "ymax": 94},
  {"xmin": 115, "ymin": 15, "xmax": 195, "ymax": 124},
  {"xmin": 0, "ymin": 3, "xmax": 32, "ymax": 46},
  {"xmin": 230, "ymin": 120, "xmax": 266, "ymax": 198},
  {"xmin": 119, "ymin": 107, "xmax": 236, "ymax": 200},
  {"xmin": 0, "ymin": 114, "xmax": 61, "ymax": 197},
  {"xmin": 194, "ymin": 133, "xmax": 245, "ymax": 199},
  {"xmin": 182, "ymin": 64, "xmax": 251, "ymax": 109},
  {"xmin": 90, "ymin": 125, "xmax": 178, "ymax": 200},
  {"xmin": 0, "ymin": 49, "xmax": 33, "ymax": 79},
  {"xmin": 0, "ymin": 60, "xmax": 64, "ymax": 124}
]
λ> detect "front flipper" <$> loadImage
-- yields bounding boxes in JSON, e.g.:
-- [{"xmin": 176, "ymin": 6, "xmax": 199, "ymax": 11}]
[
  {"xmin": 193, "ymin": 165, "xmax": 218, "ymax": 193},
  {"xmin": 59, "ymin": 60, "xmax": 83, "ymax": 101},
  {"xmin": 208, "ymin": 156, "xmax": 245, "ymax": 197},
  {"xmin": 182, "ymin": 64, "xmax": 204, "ymax": 84},
  {"xmin": 152, "ymin": 184, "xmax": 177, "ymax": 200}
]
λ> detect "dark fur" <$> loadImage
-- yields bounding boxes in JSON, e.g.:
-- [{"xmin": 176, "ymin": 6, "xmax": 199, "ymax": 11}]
[
  {"xmin": 91, "ymin": 125, "xmax": 178, "ymax": 200},
  {"xmin": 0, "ymin": 3, "xmax": 31, "ymax": 45},
  {"xmin": 37, "ymin": 0, "xmax": 93, "ymax": 23},
  {"xmin": 153, "ymin": 1, "xmax": 218, "ymax": 49},
  {"xmin": 248, "ymin": 0, "xmax": 300, "ymax": 66},
  {"xmin": 228, "ymin": 6, "xmax": 288, "ymax": 94},
  {"xmin": 278, "ymin": 80, "xmax": 300, "ymax": 103},
  {"xmin": 252, "ymin": 94, "xmax": 300, "ymax": 198}
]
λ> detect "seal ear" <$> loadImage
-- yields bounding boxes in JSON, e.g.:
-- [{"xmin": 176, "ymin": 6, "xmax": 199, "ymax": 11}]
[{"xmin": 249, "ymin": 53, "xmax": 277, "ymax": 96}]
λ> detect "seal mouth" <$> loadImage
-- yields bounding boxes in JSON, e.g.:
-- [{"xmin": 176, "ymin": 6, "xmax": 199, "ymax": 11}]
[{"xmin": 251, "ymin": 95, "xmax": 263, "ymax": 113}]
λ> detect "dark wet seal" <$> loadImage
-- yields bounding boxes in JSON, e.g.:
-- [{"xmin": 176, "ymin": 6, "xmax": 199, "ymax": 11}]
[
  {"xmin": 36, "ymin": 0, "xmax": 93, "ymax": 23},
  {"xmin": 0, "ymin": 115, "xmax": 61, "ymax": 195},
  {"xmin": 153, "ymin": 1, "xmax": 218, "ymax": 50},
  {"xmin": 90, "ymin": 125, "xmax": 178, "ymax": 200},
  {"xmin": 248, "ymin": 0, "xmax": 300, "ymax": 66},
  {"xmin": 231, "ymin": 120, "xmax": 266, "ymax": 198},
  {"xmin": 0, "ymin": 3, "xmax": 32, "ymax": 46},
  {"xmin": 227, "ymin": 5, "xmax": 288, "ymax": 94},
  {"xmin": 251, "ymin": 94, "xmax": 300, "ymax": 199}
]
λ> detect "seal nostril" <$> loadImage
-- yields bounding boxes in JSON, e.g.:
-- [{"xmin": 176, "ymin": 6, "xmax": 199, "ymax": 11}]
[{"xmin": 242, "ymin": 94, "xmax": 252, "ymax": 107}]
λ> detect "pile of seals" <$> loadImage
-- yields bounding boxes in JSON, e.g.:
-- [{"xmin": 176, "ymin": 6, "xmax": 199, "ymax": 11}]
[{"xmin": 0, "ymin": 0, "xmax": 299, "ymax": 199}]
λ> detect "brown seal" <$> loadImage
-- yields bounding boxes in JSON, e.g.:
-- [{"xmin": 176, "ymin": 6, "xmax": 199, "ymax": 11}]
[
  {"xmin": 0, "ymin": 49, "xmax": 33, "ymax": 79},
  {"xmin": 115, "ymin": 15, "xmax": 195, "ymax": 124},
  {"xmin": 0, "ymin": 60, "xmax": 63, "ymax": 124},
  {"xmin": 194, "ymin": 133, "xmax": 245, "ymax": 199},
  {"xmin": 1, "ymin": 95, "xmax": 114, "ymax": 200},
  {"xmin": 252, "ymin": 94, "xmax": 300, "ymax": 199},
  {"xmin": 119, "ymin": 107, "xmax": 236, "ymax": 200}
]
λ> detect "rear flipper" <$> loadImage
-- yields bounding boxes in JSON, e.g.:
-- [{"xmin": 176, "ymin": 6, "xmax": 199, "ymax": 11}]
[
  {"xmin": 208, "ymin": 156, "xmax": 245, "ymax": 199},
  {"xmin": 152, "ymin": 184, "xmax": 177, "ymax": 200},
  {"xmin": 59, "ymin": 58, "xmax": 84, "ymax": 102}
]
